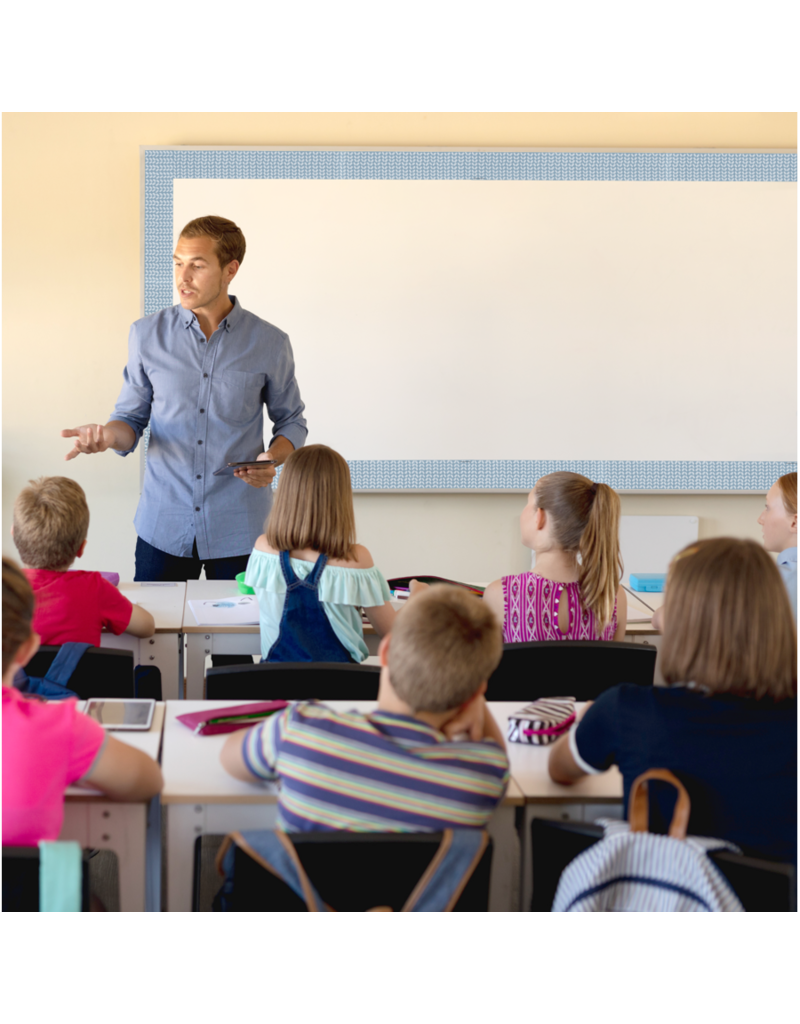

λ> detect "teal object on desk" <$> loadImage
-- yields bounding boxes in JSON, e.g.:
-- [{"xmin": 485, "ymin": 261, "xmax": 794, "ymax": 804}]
[
  {"xmin": 630, "ymin": 573, "xmax": 666, "ymax": 593},
  {"xmin": 235, "ymin": 572, "xmax": 255, "ymax": 595}
]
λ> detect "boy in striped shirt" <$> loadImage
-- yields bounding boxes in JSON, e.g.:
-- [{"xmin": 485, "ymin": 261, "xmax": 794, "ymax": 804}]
[{"xmin": 220, "ymin": 586, "xmax": 509, "ymax": 831}]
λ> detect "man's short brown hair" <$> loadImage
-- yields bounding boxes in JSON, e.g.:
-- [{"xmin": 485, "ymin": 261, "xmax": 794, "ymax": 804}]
[
  {"xmin": 661, "ymin": 537, "xmax": 796, "ymax": 701},
  {"xmin": 179, "ymin": 215, "xmax": 246, "ymax": 268},
  {"xmin": 388, "ymin": 586, "xmax": 503, "ymax": 712},
  {"xmin": 13, "ymin": 476, "xmax": 90, "ymax": 570}
]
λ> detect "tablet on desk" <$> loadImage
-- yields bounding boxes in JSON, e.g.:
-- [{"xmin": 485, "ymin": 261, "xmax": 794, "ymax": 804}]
[
  {"xmin": 213, "ymin": 460, "xmax": 276, "ymax": 477},
  {"xmin": 84, "ymin": 699, "xmax": 155, "ymax": 731}
]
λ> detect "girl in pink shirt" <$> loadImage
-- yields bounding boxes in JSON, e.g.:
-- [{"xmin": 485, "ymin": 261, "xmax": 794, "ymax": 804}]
[
  {"xmin": 483, "ymin": 472, "xmax": 627, "ymax": 643},
  {"xmin": 2, "ymin": 557, "xmax": 163, "ymax": 847}
]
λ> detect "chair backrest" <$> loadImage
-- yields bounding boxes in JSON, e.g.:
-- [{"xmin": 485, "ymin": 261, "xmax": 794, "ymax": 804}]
[
  {"xmin": 24, "ymin": 646, "xmax": 135, "ymax": 700},
  {"xmin": 204, "ymin": 661, "xmax": 381, "ymax": 700},
  {"xmin": 2, "ymin": 846, "xmax": 91, "ymax": 912},
  {"xmin": 530, "ymin": 817, "xmax": 797, "ymax": 912},
  {"xmin": 203, "ymin": 831, "xmax": 493, "ymax": 912},
  {"xmin": 486, "ymin": 640, "xmax": 656, "ymax": 701}
]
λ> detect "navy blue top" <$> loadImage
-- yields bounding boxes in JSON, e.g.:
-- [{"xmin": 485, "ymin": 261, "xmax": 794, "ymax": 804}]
[{"xmin": 572, "ymin": 684, "xmax": 797, "ymax": 863}]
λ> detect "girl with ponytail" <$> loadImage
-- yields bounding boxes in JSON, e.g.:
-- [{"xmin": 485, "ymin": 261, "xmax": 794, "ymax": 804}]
[{"xmin": 483, "ymin": 472, "xmax": 627, "ymax": 642}]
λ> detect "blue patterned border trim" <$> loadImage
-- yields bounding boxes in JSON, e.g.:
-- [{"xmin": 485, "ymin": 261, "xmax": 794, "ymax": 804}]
[
  {"xmin": 143, "ymin": 149, "xmax": 796, "ymax": 314},
  {"xmin": 143, "ymin": 149, "xmax": 797, "ymax": 492},
  {"xmin": 344, "ymin": 461, "xmax": 797, "ymax": 491}
]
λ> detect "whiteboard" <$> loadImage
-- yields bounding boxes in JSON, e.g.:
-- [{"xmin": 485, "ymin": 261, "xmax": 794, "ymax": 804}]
[{"xmin": 144, "ymin": 148, "xmax": 798, "ymax": 490}]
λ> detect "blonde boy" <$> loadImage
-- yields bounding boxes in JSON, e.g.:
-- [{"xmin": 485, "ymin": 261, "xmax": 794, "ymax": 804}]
[
  {"xmin": 13, "ymin": 476, "xmax": 154, "ymax": 646},
  {"xmin": 221, "ymin": 586, "xmax": 509, "ymax": 831}
]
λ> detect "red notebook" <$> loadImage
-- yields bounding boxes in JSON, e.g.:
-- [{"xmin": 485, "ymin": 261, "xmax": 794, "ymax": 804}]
[{"xmin": 177, "ymin": 701, "xmax": 289, "ymax": 736}]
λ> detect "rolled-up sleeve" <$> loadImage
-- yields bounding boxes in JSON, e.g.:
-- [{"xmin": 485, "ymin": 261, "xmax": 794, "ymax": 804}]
[
  {"xmin": 110, "ymin": 322, "xmax": 153, "ymax": 455},
  {"xmin": 265, "ymin": 334, "xmax": 307, "ymax": 452}
]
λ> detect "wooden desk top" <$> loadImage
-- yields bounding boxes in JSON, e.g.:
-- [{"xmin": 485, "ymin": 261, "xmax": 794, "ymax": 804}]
[
  {"xmin": 161, "ymin": 700, "xmax": 526, "ymax": 807},
  {"xmin": 117, "ymin": 582, "xmax": 187, "ymax": 633}
]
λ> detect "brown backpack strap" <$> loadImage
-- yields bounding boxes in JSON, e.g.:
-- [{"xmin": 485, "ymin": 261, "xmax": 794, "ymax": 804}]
[{"xmin": 628, "ymin": 769, "xmax": 691, "ymax": 839}]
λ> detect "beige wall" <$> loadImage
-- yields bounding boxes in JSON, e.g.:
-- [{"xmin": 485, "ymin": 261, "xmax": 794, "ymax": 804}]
[{"xmin": 2, "ymin": 114, "xmax": 794, "ymax": 581}]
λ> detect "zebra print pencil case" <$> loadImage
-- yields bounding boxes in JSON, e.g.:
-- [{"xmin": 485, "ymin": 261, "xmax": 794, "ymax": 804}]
[{"xmin": 507, "ymin": 698, "xmax": 576, "ymax": 746}]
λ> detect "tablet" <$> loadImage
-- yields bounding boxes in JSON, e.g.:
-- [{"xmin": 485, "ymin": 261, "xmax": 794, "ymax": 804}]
[
  {"xmin": 84, "ymin": 699, "xmax": 155, "ymax": 731},
  {"xmin": 213, "ymin": 460, "xmax": 276, "ymax": 477}
]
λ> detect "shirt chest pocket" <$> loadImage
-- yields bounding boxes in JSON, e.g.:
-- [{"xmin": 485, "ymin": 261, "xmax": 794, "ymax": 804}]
[{"xmin": 214, "ymin": 370, "xmax": 267, "ymax": 425}]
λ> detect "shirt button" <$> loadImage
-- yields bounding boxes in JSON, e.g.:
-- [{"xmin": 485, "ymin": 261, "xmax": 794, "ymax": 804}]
[
  {"xmin": 199, "ymin": 408, "xmax": 205, "ymax": 414},
  {"xmin": 196, "ymin": 474, "xmax": 201, "ymax": 479},
  {"xmin": 197, "ymin": 440, "xmax": 203, "ymax": 445},
  {"xmin": 203, "ymin": 373, "xmax": 208, "ymax": 378},
  {"xmin": 195, "ymin": 506, "xmax": 201, "ymax": 512}
]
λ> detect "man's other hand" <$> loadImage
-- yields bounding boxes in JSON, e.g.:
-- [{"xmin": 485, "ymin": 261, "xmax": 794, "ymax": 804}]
[{"xmin": 234, "ymin": 451, "xmax": 278, "ymax": 489}]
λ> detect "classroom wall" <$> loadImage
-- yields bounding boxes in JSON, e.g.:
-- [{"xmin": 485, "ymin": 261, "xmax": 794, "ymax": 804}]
[{"xmin": 2, "ymin": 113, "xmax": 795, "ymax": 581}]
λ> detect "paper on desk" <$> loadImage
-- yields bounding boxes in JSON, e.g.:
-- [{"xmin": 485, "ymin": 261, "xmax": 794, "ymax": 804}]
[
  {"xmin": 189, "ymin": 595, "xmax": 260, "ymax": 626},
  {"xmin": 626, "ymin": 602, "xmax": 654, "ymax": 623}
]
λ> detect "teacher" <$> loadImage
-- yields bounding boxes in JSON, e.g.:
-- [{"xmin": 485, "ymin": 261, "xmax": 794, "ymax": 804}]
[{"xmin": 62, "ymin": 215, "xmax": 307, "ymax": 584}]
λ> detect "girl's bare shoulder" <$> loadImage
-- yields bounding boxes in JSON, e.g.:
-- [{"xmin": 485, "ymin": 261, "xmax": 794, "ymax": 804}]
[
  {"xmin": 254, "ymin": 534, "xmax": 278, "ymax": 554},
  {"xmin": 327, "ymin": 544, "xmax": 375, "ymax": 570}
]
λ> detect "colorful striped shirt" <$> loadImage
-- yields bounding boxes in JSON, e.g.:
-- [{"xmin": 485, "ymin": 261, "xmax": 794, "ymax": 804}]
[{"xmin": 242, "ymin": 702, "xmax": 510, "ymax": 832}]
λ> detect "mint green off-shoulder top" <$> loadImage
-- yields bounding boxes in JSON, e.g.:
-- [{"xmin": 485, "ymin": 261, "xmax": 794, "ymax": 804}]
[{"xmin": 244, "ymin": 549, "xmax": 393, "ymax": 662}]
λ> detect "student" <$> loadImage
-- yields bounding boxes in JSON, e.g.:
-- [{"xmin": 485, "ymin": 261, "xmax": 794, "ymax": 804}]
[
  {"xmin": 220, "ymin": 585, "xmax": 509, "ymax": 830},
  {"xmin": 483, "ymin": 472, "xmax": 627, "ymax": 643},
  {"xmin": 548, "ymin": 538, "xmax": 797, "ymax": 863},
  {"xmin": 758, "ymin": 471, "xmax": 797, "ymax": 620},
  {"xmin": 2, "ymin": 557, "xmax": 163, "ymax": 846},
  {"xmin": 12, "ymin": 476, "xmax": 155, "ymax": 645},
  {"xmin": 244, "ymin": 444, "xmax": 395, "ymax": 662}
]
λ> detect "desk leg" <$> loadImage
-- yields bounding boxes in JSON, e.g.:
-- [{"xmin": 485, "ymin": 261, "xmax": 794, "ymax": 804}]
[
  {"xmin": 143, "ymin": 633, "xmax": 181, "ymax": 701},
  {"xmin": 146, "ymin": 795, "xmax": 162, "ymax": 912},
  {"xmin": 61, "ymin": 802, "xmax": 147, "ymax": 911},
  {"xmin": 487, "ymin": 803, "xmax": 520, "ymax": 912},
  {"xmin": 185, "ymin": 634, "xmax": 209, "ymax": 700}
]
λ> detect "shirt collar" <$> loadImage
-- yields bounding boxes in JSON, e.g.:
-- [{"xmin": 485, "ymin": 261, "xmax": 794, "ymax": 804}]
[
  {"xmin": 179, "ymin": 295, "xmax": 243, "ymax": 333},
  {"xmin": 778, "ymin": 547, "xmax": 797, "ymax": 565}
]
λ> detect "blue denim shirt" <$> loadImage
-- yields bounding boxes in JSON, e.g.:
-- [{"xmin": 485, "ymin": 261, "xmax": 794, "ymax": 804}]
[{"xmin": 111, "ymin": 297, "xmax": 307, "ymax": 559}]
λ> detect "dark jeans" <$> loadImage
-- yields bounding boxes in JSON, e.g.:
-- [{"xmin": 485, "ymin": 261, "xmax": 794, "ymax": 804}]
[
  {"xmin": 134, "ymin": 537, "xmax": 253, "ymax": 667},
  {"xmin": 134, "ymin": 537, "xmax": 250, "ymax": 583}
]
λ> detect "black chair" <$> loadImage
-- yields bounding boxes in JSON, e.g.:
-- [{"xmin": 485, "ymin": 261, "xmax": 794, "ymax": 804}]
[
  {"xmin": 23, "ymin": 646, "xmax": 136, "ymax": 700},
  {"xmin": 530, "ymin": 818, "xmax": 797, "ymax": 912},
  {"xmin": 205, "ymin": 661, "xmax": 381, "ymax": 700},
  {"xmin": 199, "ymin": 832, "xmax": 493, "ymax": 912},
  {"xmin": 2, "ymin": 846, "xmax": 91, "ymax": 912},
  {"xmin": 486, "ymin": 640, "xmax": 656, "ymax": 701}
]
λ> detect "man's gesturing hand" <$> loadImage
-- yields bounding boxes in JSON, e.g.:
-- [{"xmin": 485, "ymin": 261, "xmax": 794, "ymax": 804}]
[
  {"xmin": 234, "ymin": 450, "xmax": 278, "ymax": 489},
  {"xmin": 61, "ymin": 424, "xmax": 114, "ymax": 461}
]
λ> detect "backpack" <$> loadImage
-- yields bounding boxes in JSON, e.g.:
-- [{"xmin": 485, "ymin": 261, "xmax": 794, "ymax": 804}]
[
  {"xmin": 213, "ymin": 828, "xmax": 490, "ymax": 912},
  {"xmin": 552, "ymin": 769, "xmax": 745, "ymax": 912},
  {"xmin": 15, "ymin": 642, "xmax": 92, "ymax": 701}
]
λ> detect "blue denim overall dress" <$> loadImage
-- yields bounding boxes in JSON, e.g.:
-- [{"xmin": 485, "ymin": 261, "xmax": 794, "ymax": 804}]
[{"xmin": 266, "ymin": 551, "xmax": 353, "ymax": 663}]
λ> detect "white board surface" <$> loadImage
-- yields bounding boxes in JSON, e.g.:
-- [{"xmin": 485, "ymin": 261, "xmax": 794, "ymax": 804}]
[{"xmin": 173, "ymin": 179, "xmax": 796, "ymax": 463}]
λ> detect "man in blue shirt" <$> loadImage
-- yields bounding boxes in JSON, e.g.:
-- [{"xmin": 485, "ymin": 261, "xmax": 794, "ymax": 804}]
[{"xmin": 61, "ymin": 216, "xmax": 307, "ymax": 583}]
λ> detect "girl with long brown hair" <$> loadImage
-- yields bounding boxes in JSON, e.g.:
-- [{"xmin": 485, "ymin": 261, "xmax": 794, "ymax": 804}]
[
  {"xmin": 483, "ymin": 472, "xmax": 627, "ymax": 643},
  {"xmin": 758, "ymin": 471, "xmax": 797, "ymax": 620},
  {"xmin": 244, "ymin": 444, "xmax": 396, "ymax": 662},
  {"xmin": 549, "ymin": 538, "xmax": 797, "ymax": 862}
]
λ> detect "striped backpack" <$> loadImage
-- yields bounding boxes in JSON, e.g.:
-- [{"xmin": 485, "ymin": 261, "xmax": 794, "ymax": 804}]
[{"xmin": 552, "ymin": 769, "xmax": 745, "ymax": 912}]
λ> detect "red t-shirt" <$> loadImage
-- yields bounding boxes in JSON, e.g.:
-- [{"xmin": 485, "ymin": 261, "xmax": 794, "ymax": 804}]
[{"xmin": 25, "ymin": 569, "xmax": 134, "ymax": 647}]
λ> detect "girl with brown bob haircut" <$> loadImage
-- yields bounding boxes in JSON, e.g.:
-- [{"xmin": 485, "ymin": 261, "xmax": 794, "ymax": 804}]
[
  {"xmin": 244, "ymin": 445, "xmax": 396, "ymax": 663},
  {"xmin": 549, "ymin": 536, "xmax": 797, "ymax": 862}
]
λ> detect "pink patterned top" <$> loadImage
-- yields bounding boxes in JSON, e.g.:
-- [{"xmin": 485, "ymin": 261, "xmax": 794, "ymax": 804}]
[{"xmin": 501, "ymin": 572, "xmax": 618, "ymax": 643}]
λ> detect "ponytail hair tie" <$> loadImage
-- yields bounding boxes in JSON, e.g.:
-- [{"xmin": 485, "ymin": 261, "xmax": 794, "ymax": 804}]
[{"xmin": 590, "ymin": 482, "xmax": 599, "ymax": 497}]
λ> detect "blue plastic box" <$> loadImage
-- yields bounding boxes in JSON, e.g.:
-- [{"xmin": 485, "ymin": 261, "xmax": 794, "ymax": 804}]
[{"xmin": 629, "ymin": 573, "xmax": 666, "ymax": 593}]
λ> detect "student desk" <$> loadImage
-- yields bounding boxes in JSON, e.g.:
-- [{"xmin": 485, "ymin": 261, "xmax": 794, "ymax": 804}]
[
  {"xmin": 60, "ymin": 702, "xmax": 165, "ymax": 912},
  {"xmin": 161, "ymin": 700, "xmax": 524, "ymax": 913},
  {"xmin": 489, "ymin": 702, "xmax": 624, "ymax": 911},
  {"xmin": 101, "ymin": 582, "xmax": 187, "ymax": 700},
  {"xmin": 182, "ymin": 580, "xmax": 262, "ymax": 699}
]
